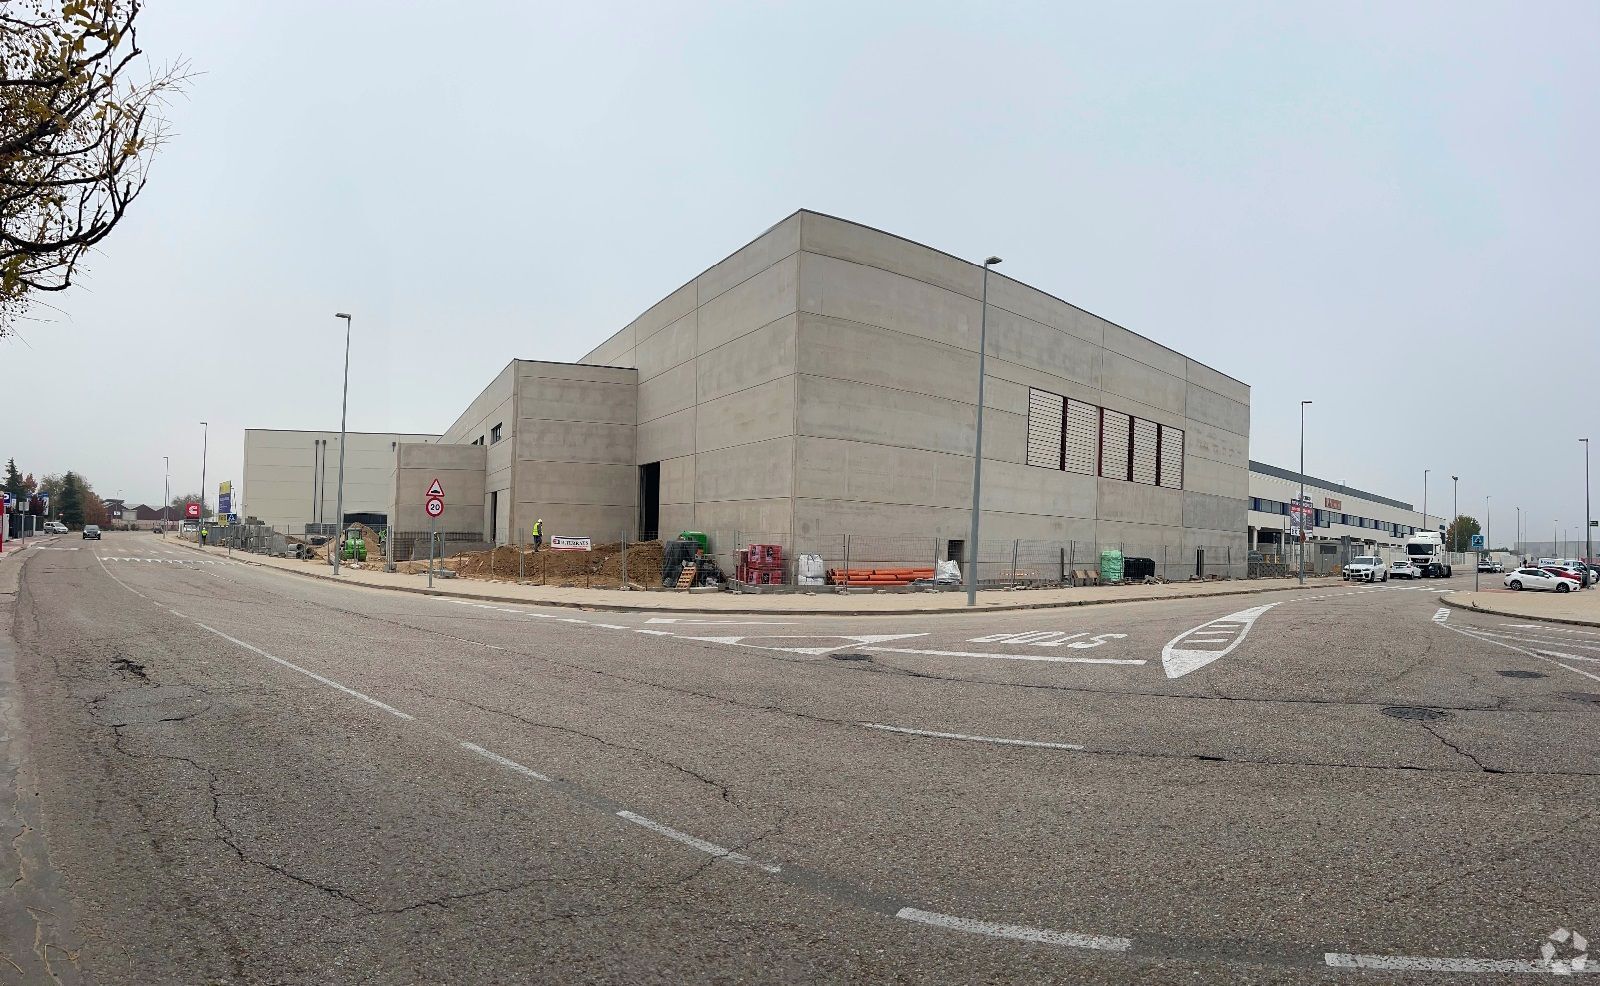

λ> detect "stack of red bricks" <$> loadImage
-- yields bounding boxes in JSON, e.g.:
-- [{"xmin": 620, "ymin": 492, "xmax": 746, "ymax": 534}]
[{"xmin": 736, "ymin": 543, "xmax": 785, "ymax": 585}]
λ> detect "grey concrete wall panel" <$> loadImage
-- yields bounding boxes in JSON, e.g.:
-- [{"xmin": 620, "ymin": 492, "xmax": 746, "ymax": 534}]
[
  {"xmin": 793, "ymin": 436, "xmax": 971, "ymax": 510},
  {"xmin": 696, "ymin": 376, "xmax": 795, "ymax": 453},
  {"xmin": 695, "ymin": 438, "xmax": 794, "ymax": 503},
  {"xmin": 1099, "ymin": 350, "xmax": 1186, "ymax": 416},
  {"xmin": 981, "ymin": 511, "xmax": 1099, "ymax": 545},
  {"xmin": 518, "ymin": 462, "xmax": 637, "ymax": 508},
  {"xmin": 1183, "ymin": 491, "xmax": 1248, "ymax": 533},
  {"xmin": 984, "ymin": 358, "xmax": 1108, "ymax": 413},
  {"xmin": 695, "ymin": 253, "xmax": 799, "ymax": 356},
  {"xmin": 244, "ymin": 429, "xmax": 439, "ymax": 530},
  {"xmin": 693, "ymin": 497, "xmax": 794, "ymax": 540},
  {"xmin": 443, "ymin": 363, "xmax": 516, "ymax": 446},
  {"xmin": 798, "ymin": 252, "xmax": 981, "ymax": 353},
  {"xmin": 1102, "ymin": 322, "xmax": 1187, "ymax": 380},
  {"xmin": 514, "ymin": 502, "xmax": 634, "ymax": 542},
  {"xmin": 697, "ymin": 213, "xmax": 801, "ymax": 304},
  {"xmin": 1182, "ymin": 454, "xmax": 1249, "ymax": 500},
  {"xmin": 799, "ymin": 211, "xmax": 982, "ymax": 300},
  {"xmin": 392, "ymin": 442, "xmax": 486, "ymax": 534},
  {"xmin": 1185, "ymin": 420, "xmax": 1250, "ymax": 468},
  {"xmin": 1096, "ymin": 479, "xmax": 1183, "ymax": 528},
  {"xmin": 585, "ymin": 333, "xmax": 636, "ymax": 370},
  {"xmin": 986, "ymin": 307, "xmax": 1102, "ymax": 390},
  {"xmin": 981, "ymin": 407, "xmax": 1028, "ymax": 466},
  {"xmin": 980, "ymin": 460, "xmax": 1099, "ymax": 519},
  {"xmin": 793, "ymin": 497, "xmax": 962, "ymax": 538},
  {"xmin": 515, "ymin": 420, "xmax": 635, "ymax": 466},
  {"xmin": 658, "ymin": 504, "xmax": 695, "ymax": 540},
  {"xmin": 986, "ymin": 276, "xmax": 1105, "ymax": 346},
  {"xmin": 1185, "ymin": 384, "xmax": 1250, "ymax": 438},
  {"xmin": 696, "ymin": 313, "xmax": 797, "ymax": 405},
  {"xmin": 637, "ymin": 408, "xmax": 695, "ymax": 462},
  {"xmin": 519, "ymin": 378, "xmax": 637, "ymax": 427},
  {"xmin": 796, "ymin": 374, "xmax": 974, "ymax": 456},
  {"xmin": 658, "ymin": 455, "xmax": 695, "ymax": 506},
  {"xmin": 634, "ymin": 312, "xmax": 697, "ymax": 381},
  {"xmin": 797, "ymin": 313, "xmax": 976, "ymax": 402},
  {"xmin": 636, "ymin": 360, "xmax": 696, "ymax": 424},
  {"xmin": 1186, "ymin": 358, "xmax": 1249, "ymax": 406},
  {"xmin": 516, "ymin": 361, "xmax": 638, "ymax": 388},
  {"xmin": 581, "ymin": 280, "xmax": 696, "ymax": 364}
]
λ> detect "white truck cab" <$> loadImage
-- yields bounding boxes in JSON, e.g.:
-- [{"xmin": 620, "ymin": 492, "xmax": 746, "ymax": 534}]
[{"xmin": 1405, "ymin": 532, "xmax": 1452, "ymax": 578}]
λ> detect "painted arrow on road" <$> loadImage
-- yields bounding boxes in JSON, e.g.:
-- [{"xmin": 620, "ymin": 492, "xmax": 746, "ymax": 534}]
[{"xmin": 1161, "ymin": 603, "xmax": 1280, "ymax": 679}]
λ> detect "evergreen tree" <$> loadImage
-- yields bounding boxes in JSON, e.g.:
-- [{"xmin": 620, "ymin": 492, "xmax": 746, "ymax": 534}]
[
  {"xmin": 1, "ymin": 459, "xmax": 23, "ymax": 497},
  {"xmin": 59, "ymin": 472, "xmax": 85, "ymax": 528}
]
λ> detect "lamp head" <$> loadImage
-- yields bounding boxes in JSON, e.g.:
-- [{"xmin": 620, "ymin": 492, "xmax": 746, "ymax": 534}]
[
  {"xmin": 984, "ymin": 256, "xmax": 1002, "ymax": 267},
  {"xmin": 335, "ymin": 312, "xmax": 351, "ymax": 319}
]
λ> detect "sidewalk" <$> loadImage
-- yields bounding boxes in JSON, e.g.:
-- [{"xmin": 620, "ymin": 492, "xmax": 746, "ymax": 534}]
[
  {"xmin": 1443, "ymin": 588, "xmax": 1600, "ymax": 628},
  {"xmin": 173, "ymin": 540, "xmax": 1320, "ymax": 616}
]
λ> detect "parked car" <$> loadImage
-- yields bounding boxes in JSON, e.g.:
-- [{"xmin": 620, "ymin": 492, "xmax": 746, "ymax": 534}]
[
  {"xmin": 1389, "ymin": 559, "xmax": 1420, "ymax": 579},
  {"xmin": 1477, "ymin": 559, "xmax": 1503, "ymax": 573},
  {"xmin": 81, "ymin": 524, "xmax": 101, "ymax": 540},
  {"xmin": 1342, "ymin": 556, "xmax": 1388, "ymax": 582},
  {"xmin": 1540, "ymin": 565, "xmax": 1590, "ymax": 587},
  {"xmin": 1507, "ymin": 567, "xmax": 1579, "ymax": 592}
]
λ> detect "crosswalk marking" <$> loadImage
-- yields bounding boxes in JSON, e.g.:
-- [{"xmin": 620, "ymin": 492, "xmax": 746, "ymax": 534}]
[{"xmin": 99, "ymin": 556, "xmax": 227, "ymax": 565}]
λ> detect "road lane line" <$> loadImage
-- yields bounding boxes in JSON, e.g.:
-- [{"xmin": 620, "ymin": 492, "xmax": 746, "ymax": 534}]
[
  {"xmin": 614, "ymin": 811, "xmax": 781, "ymax": 874},
  {"xmin": 895, "ymin": 907, "xmax": 1131, "ymax": 951},
  {"xmin": 1324, "ymin": 953, "xmax": 1546, "ymax": 973},
  {"xmin": 861, "ymin": 723, "xmax": 1084, "ymax": 750},
  {"xmin": 1432, "ymin": 608, "xmax": 1449, "ymax": 623},
  {"xmin": 864, "ymin": 647, "xmax": 1143, "ymax": 666},
  {"xmin": 1442, "ymin": 623, "xmax": 1600, "ymax": 684},
  {"xmin": 190, "ymin": 622, "xmax": 415, "ymax": 720},
  {"xmin": 460, "ymin": 741, "xmax": 552, "ymax": 782}
]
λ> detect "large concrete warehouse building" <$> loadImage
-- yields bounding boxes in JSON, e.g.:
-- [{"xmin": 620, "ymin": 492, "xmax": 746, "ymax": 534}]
[{"xmin": 376, "ymin": 210, "xmax": 1252, "ymax": 578}]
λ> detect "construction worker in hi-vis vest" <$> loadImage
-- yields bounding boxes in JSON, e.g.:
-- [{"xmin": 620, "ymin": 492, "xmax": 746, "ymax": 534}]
[{"xmin": 532, "ymin": 518, "xmax": 543, "ymax": 550}]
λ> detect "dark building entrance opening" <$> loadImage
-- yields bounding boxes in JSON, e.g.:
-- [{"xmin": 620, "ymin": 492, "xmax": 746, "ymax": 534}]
[
  {"xmin": 639, "ymin": 462, "xmax": 660, "ymax": 541},
  {"xmin": 488, "ymin": 491, "xmax": 499, "ymax": 543},
  {"xmin": 946, "ymin": 539, "xmax": 965, "ymax": 564},
  {"xmin": 346, "ymin": 511, "xmax": 386, "ymax": 530}
]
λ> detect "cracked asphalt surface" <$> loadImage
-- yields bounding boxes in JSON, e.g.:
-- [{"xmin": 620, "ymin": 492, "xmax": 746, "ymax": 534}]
[{"xmin": 3, "ymin": 533, "xmax": 1597, "ymax": 983}]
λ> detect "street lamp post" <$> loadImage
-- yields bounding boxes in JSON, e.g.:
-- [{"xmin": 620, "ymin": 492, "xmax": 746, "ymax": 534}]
[
  {"xmin": 1299, "ymin": 401, "xmax": 1312, "ymax": 585},
  {"xmin": 199, "ymin": 422, "xmax": 208, "ymax": 534},
  {"xmin": 1451, "ymin": 475, "xmax": 1458, "ymax": 552},
  {"xmin": 332, "ymin": 313, "xmax": 353, "ymax": 576},
  {"xmin": 162, "ymin": 455, "xmax": 169, "ymax": 536},
  {"xmin": 965, "ymin": 259, "xmax": 1001, "ymax": 607},
  {"xmin": 1422, "ymin": 469, "xmax": 1430, "ymax": 540},
  {"xmin": 1583, "ymin": 438, "xmax": 1592, "ymax": 578}
]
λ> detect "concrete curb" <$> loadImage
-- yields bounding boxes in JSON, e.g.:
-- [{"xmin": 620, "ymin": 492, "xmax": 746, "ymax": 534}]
[
  {"xmin": 176, "ymin": 540, "xmax": 1318, "ymax": 616},
  {"xmin": 1441, "ymin": 592, "xmax": 1600, "ymax": 629}
]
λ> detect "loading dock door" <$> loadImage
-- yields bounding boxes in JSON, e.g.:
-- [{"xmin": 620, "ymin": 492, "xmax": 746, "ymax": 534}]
[{"xmin": 639, "ymin": 463, "xmax": 660, "ymax": 541}]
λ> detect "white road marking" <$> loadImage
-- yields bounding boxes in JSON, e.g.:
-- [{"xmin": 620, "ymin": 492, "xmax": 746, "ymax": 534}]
[
  {"xmin": 460, "ymin": 742, "xmax": 552, "ymax": 782},
  {"xmin": 861, "ymin": 723, "xmax": 1084, "ymax": 750},
  {"xmin": 634, "ymin": 629, "xmax": 673, "ymax": 636},
  {"xmin": 1323, "ymin": 953, "xmax": 1549, "ymax": 973},
  {"xmin": 687, "ymin": 633, "xmax": 926, "ymax": 656},
  {"xmin": 1503, "ymin": 623, "xmax": 1600, "ymax": 637},
  {"xmin": 1466, "ymin": 629, "xmax": 1600, "ymax": 652},
  {"xmin": 191, "ymin": 622, "xmax": 415, "ymax": 720},
  {"xmin": 1432, "ymin": 608, "xmax": 1450, "ymax": 623},
  {"xmin": 1534, "ymin": 649, "xmax": 1600, "ymax": 664},
  {"xmin": 1441, "ymin": 623, "xmax": 1600, "ymax": 684},
  {"xmin": 895, "ymin": 907, "xmax": 1131, "ymax": 952},
  {"xmin": 1161, "ymin": 603, "xmax": 1280, "ymax": 679},
  {"xmin": 614, "ymin": 811, "xmax": 780, "ymax": 874},
  {"xmin": 865, "ymin": 647, "xmax": 1143, "ymax": 665},
  {"xmin": 644, "ymin": 618, "xmax": 793, "ymax": 625}
]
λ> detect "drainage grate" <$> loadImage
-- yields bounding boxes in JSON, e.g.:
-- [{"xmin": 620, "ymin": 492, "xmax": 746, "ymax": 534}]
[
  {"xmin": 1497, "ymin": 669, "xmax": 1546, "ymax": 679},
  {"xmin": 1381, "ymin": 706, "xmax": 1450, "ymax": 721},
  {"xmin": 1558, "ymin": 692, "xmax": 1600, "ymax": 705},
  {"xmin": 830, "ymin": 653, "xmax": 871, "ymax": 662}
]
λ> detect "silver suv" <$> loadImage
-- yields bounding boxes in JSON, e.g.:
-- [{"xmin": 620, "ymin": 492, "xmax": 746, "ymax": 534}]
[{"xmin": 1342, "ymin": 555, "xmax": 1388, "ymax": 582}]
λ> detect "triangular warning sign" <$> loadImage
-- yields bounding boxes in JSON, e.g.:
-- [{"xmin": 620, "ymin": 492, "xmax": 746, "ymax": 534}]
[{"xmin": 426, "ymin": 478, "xmax": 444, "ymax": 497}]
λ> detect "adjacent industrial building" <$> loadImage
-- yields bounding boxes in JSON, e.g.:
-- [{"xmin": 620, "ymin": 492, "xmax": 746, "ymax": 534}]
[
  {"xmin": 1247, "ymin": 461, "xmax": 1433, "ymax": 563},
  {"xmin": 242, "ymin": 429, "xmax": 440, "ymax": 532}
]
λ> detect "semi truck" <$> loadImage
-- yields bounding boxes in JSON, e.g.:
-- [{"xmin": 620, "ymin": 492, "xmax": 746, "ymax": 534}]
[{"xmin": 1404, "ymin": 531, "xmax": 1453, "ymax": 578}]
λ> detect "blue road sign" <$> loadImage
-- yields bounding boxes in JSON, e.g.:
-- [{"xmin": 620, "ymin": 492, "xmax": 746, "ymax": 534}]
[{"xmin": 1470, "ymin": 534, "xmax": 1486, "ymax": 550}]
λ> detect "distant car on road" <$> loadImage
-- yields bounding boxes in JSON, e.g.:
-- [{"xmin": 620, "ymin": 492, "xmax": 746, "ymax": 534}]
[
  {"xmin": 1540, "ymin": 565, "xmax": 1590, "ymax": 588},
  {"xmin": 1389, "ymin": 559, "xmax": 1420, "ymax": 579},
  {"xmin": 81, "ymin": 525, "xmax": 101, "ymax": 540},
  {"xmin": 1507, "ymin": 567, "xmax": 1578, "ymax": 592},
  {"xmin": 45, "ymin": 521, "xmax": 68, "ymax": 534},
  {"xmin": 1342, "ymin": 556, "xmax": 1388, "ymax": 582},
  {"xmin": 1477, "ymin": 559, "xmax": 1503, "ymax": 573}
]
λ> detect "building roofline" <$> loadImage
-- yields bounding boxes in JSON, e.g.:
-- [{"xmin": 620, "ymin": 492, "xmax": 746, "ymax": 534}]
[
  {"xmin": 244, "ymin": 428, "xmax": 441, "ymax": 437},
  {"xmin": 1249, "ymin": 460, "xmax": 1415, "ymax": 512}
]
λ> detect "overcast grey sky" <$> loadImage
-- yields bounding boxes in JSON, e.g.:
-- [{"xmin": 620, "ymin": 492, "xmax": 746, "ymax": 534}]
[{"xmin": 5, "ymin": 1, "xmax": 1597, "ymax": 544}]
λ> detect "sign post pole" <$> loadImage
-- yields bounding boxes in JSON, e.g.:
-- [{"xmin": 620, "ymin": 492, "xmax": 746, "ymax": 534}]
[{"xmin": 428, "ymin": 515, "xmax": 435, "ymax": 589}]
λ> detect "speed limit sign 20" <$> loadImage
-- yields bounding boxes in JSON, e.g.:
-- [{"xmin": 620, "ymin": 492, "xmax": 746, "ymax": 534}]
[{"xmin": 425, "ymin": 497, "xmax": 444, "ymax": 518}]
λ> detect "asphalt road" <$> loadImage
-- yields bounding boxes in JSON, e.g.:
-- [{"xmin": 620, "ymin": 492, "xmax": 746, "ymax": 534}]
[{"xmin": 3, "ymin": 532, "xmax": 1596, "ymax": 983}]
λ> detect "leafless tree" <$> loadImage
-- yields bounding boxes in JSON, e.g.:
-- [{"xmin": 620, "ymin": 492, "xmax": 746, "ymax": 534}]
[{"xmin": 1, "ymin": 0, "xmax": 186, "ymax": 334}]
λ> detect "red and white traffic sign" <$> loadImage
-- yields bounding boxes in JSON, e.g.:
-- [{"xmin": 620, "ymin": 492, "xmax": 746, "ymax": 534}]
[
  {"xmin": 424, "ymin": 497, "xmax": 444, "ymax": 518},
  {"xmin": 426, "ymin": 478, "xmax": 445, "ymax": 498}
]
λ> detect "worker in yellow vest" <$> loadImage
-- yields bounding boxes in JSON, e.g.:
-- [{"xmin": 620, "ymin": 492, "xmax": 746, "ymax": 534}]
[{"xmin": 532, "ymin": 518, "xmax": 543, "ymax": 551}]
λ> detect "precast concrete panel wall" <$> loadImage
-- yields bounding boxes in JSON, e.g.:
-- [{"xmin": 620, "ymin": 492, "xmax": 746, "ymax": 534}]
[
  {"xmin": 441, "ymin": 362, "xmax": 516, "ymax": 543},
  {"xmin": 242, "ymin": 429, "xmax": 440, "ymax": 531},
  {"xmin": 390, "ymin": 443, "xmax": 487, "ymax": 535},
  {"xmin": 509, "ymin": 361, "xmax": 638, "ymax": 545}
]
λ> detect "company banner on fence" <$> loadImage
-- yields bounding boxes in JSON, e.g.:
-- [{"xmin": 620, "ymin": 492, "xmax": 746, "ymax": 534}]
[{"xmin": 550, "ymin": 535, "xmax": 591, "ymax": 552}]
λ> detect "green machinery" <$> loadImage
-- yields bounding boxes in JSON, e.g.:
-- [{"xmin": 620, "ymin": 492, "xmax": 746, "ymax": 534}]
[{"xmin": 341, "ymin": 526, "xmax": 368, "ymax": 562}]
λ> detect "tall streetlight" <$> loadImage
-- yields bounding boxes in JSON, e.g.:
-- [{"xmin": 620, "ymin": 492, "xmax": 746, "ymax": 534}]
[
  {"xmin": 331, "ymin": 312, "xmax": 353, "ymax": 576},
  {"xmin": 1422, "ymin": 469, "xmax": 1430, "ymax": 539},
  {"xmin": 199, "ymin": 422, "xmax": 209, "ymax": 529},
  {"xmin": 965, "ymin": 259, "xmax": 1001, "ymax": 607},
  {"xmin": 1485, "ymin": 494, "xmax": 1490, "ymax": 553},
  {"xmin": 1515, "ymin": 505, "xmax": 1520, "ymax": 560},
  {"xmin": 1299, "ymin": 401, "xmax": 1312, "ymax": 585},
  {"xmin": 1582, "ymin": 438, "xmax": 1592, "ymax": 575},
  {"xmin": 162, "ymin": 456, "xmax": 169, "ymax": 536},
  {"xmin": 1450, "ymin": 475, "xmax": 1459, "ymax": 552}
]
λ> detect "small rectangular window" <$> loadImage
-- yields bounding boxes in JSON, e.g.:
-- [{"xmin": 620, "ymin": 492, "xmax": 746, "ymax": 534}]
[{"xmin": 490, "ymin": 423, "xmax": 503, "ymax": 445}]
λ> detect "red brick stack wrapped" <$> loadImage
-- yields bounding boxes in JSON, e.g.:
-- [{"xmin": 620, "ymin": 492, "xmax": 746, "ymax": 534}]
[{"xmin": 737, "ymin": 543, "xmax": 785, "ymax": 585}]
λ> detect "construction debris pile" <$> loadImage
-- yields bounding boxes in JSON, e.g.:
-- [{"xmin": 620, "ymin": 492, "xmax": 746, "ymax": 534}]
[{"xmin": 397, "ymin": 540, "xmax": 667, "ymax": 589}]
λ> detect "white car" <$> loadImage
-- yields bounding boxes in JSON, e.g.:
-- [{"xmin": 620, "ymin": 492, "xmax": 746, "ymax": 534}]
[
  {"xmin": 1389, "ymin": 559, "xmax": 1420, "ymax": 580},
  {"xmin": 1505, "ymin": 568, "xmax": 1579, "ymax": 593},
  {"xmin": 1342, "ymin": 556, "xmax": 1388, "ymax": 582}
]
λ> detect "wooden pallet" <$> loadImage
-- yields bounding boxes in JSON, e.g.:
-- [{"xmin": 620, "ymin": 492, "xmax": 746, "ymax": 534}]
[{"xmin": 675, "ymin": 562, "xmax": 698, "ymax": 590}]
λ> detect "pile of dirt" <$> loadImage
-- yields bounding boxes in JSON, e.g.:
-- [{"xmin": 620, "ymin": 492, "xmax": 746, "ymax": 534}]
[{"xmin": 434, "ymin": 540, "xmax": 669, "ymax": 588}]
